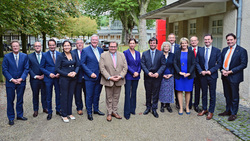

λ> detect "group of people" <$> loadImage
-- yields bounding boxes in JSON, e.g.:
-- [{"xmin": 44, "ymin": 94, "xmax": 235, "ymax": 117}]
[{"xmin": 2, "ymin": 33, "xmax": 247, "ymax": 126}]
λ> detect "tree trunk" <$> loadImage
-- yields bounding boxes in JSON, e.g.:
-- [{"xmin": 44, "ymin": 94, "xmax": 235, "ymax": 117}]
[
  {"xmin": 0, "ymin": 26, "xmax": 4, "ymax": 58},
  {"xmin": 21, "ymin": 32, "xmax": 27, "ymax": 54},
  {"xmin": 42, "ymin": 32, "xmax": 46, "ymax": 52},
  {"xmin": 121, "ymin": 28, "xmax": 125, "ymax": 44},
  {"xmin": 138, "ymin": 18, "xmax": 147, "ymax": 51}
]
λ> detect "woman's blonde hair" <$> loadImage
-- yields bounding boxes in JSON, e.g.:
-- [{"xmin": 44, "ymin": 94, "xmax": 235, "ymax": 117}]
[
  {"xmin": 161, "ymin": 41, "xmax": 171, "ymax": 52},
  {"xmin": 179, "ymin": 37, "xmax": 189, "ymax": 49}
]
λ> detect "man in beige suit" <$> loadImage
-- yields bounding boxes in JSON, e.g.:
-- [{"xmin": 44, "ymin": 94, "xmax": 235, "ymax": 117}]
[{"xmin": 99, "ymin": 41, "xmax": 128, "ymax": 122}]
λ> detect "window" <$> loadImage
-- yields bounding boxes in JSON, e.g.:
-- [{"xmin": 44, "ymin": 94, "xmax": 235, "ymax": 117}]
[
  {"xmin": 209, "ymin": 16, "xmax": 223, "ymax": 49},
  {"xmin": 99, "ymin": 36, "xmax": 103, "ymax": 39},
  {"xmin": 12, "ymin": 35, "xmax": 19, "ymax": 40},
  {"xmin": 173, "ymin": 22, "xmax": 179, "ymax": 42},
  {"xmin": 212, "ymin": 20, "xmax": 223, "ymax": 35},
  {"xmin": 116, "ymin": 35, "xmax": 120, "ymax": 40},
  {"xmin": 135, "ymin": 35, "xmax": 139, "ymax": 39},
  {"xmin": 110, "ymin": 35, "xmax": 114, "ymax": 40},
  {"xmin": 189, "ymin": 23, "xmax": 196, "ymax": 35},
  {"xmin": 104, "ymin": 36, "xmax": 108, "ymax": 39}
]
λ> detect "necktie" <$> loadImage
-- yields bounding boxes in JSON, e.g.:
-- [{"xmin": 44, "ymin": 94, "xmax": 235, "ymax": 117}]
[
  {"xmin": 224, "ymin": 47, "xmax": 233, "ymax": 69},
  {"xmin": 37, "ymin": 53, "xmax": 41, "ymax": 64},
  {"xmin": 52, "ymin": 52, "xmax": 55, "ymax": 63},
  {"xmin": 15, "ymin": 55, "xmax": 18, "ymax": 67},
  {"xmin": 193, "ymin": 48, "xmax": 197, "ymax": 57},
  {"xmin": 112, "ymin": 54, "xmax": 116, "ymax": 68},
  {"xmin": 151, "ymin": 51, "xmax": 155, "ymax": 64},
  {"xmin": 205, "ymin": 47, "xmax": 209, "ymax": 70}
]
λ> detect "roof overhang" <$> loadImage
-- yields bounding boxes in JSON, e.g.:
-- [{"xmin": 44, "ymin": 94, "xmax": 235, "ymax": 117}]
[{"xmin": 140, "ymin": 0, "xmax": 230, "ymax": 19}]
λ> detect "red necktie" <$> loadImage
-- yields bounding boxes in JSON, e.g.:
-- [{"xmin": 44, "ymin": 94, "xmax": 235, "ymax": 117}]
[{"xmin": 193, "ymin": 48, "xmax": 197, "ymax": 57}]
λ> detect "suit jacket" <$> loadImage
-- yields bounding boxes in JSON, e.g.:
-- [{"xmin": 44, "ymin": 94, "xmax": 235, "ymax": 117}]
[
  {"xmin": 174, "ymin": 49, "xmax": 196, "ymax": 79},
  {"xmin": 163, "ymin": 52, "xmax": 175, "ymax": 75},
  {"xmin": 99, "ymin": 51, "xmax": 128, "ymax": 87},
  {"xmin": 172, "ymin": 44, "xmax": 180, "ymax": 54},
  {"xmin": 196, "ymin": 46, "xmax": 221, "ymax": 79},
  {"xmin": 123, "ymin": 49, "xmax": 141, "ymax": 80},
  {"xmin": 40, "ymin": 50, "xmax": 61, "ymax": 82},
  {"xmin": 72, "ymin": 49, "xmax": 84, "ymax": 82},
  {"xmin": 221, "ymin": 45, "xmax": 248, "ymax": 83},
  {"xmin": 28, "ymin": 52, "xmax": 44, "ymax": 83},
  {"xmin": 141, "ymin": 49, "xmax": 166, "ymax": 79},
  {"xmin": 81, "ymin": 46, "xmax": 103, "ymax": 81},
  {"xmin": 55, "ymin": 52, "xmax": 79, "ymax": 79},
  {"xmin": 189, "ymin": 46, "xmax": 202, "ymax": 77},
  {"xmin": 2, "ymin": 52, "xmax": 29, "ymax": 87}
]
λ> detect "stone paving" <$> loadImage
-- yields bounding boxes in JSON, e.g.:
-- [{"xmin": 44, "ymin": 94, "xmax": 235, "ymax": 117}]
[{"xmin": 212, "ymin": 92, "xmax": 250, "ymax": 141}]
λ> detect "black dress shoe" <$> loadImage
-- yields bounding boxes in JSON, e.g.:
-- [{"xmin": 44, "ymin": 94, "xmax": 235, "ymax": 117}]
[
  {"xmin": 94, "ymin": 110, "xmax": 105, "ymax": 116},
  {"xmin": 9, "ymin": 120, "xmax": 14, "ymax": 125},
  {"xmin": 194, "ymin": 106, "xmax": 200, "ymax": 113},
  {"xmin": 33, "ymin": 111, "xmax": 38, "ymax": 117},
  {"xmin": 47, "ymin": 114, "xmax": 52, "ymax": 120},
  {"xmin": 56, "ymin": 111, "xmax": 62, "ymax": 116},
  {"xmin": 143, "ymin": 108, "xmax": 151, "ymax": 115},
  {"xmin": 166, "ymin": 106, "xmax": 173, "ymax": 113},
  {"xmin": 152, "ymin": 110, "xmax": 159, "ymax": 118},
  {"xmin": 43, "ymin": 109, "xmax": 48, "ymax": 114},
  {"xmin": 160, "ymin": 103, "xmax": 165, "ymax": 113},
  {"xmin": 17, "ymin": 117, "xmax": 28, "ymax": 120},
  {"xmin": 88, "ymin": 114, "xmax": 93, "ymax": 121}
]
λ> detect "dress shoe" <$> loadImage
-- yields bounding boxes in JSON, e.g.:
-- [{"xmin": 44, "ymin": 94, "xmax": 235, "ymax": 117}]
[
  {"xmin": 107, "ymin": 114, "xmax": 112, "ymax": 122},
  {"xmin": 17, "ymin": 117, "xmax": 28, "ymax": 120},
  {"xmin": 77, "ymin": 110, "xmax": 83, "ymax": 115},
  {"xmin": 206, "ymin": 112, "xmax": 213, "ymax": 120},
  {"xmin": 47, "ymin": 114, "xmax": 52, "ymax": 120},
  {"xmin": 152, "ymin": 110, "xmax": 159, "ymax": 118},
  {"xmin": 143, "ymin": 108, "xmax": 151, "ymax": 115},
  {"xmin": 194, "ymin": 106, "xmax": 200, "ymax": 113},
  {"xmin": 178, "ymin": 112, "xmax": 183, "ymax": 115},
  {"xmin": 56, "ymin": 111, "xmax": 62, "ymax": 116},
  {"xmin": 218, "ymin": 111, "xmax": 231, "ymax": 116},
  {"xmin": 111, "ymin": 113, "xmax": 122, "ymax": 119},
  {"xmin": 160, "ymin": 106, "xmax": 165, "ymax": 113},
  {"xmin": 166, "ymin": 106, "xmax": 173, "ymax": 113},
  {"xmin": 69, "ymin": 115, "xmax": 75, "ymax": 120},
  {"xmin": 87, "ymin": 114, "xmax": 93, "ymax": 121},
  {"xmin": 186, "ymin": 112, "xmax": 191, "ymax": 115},
  {"xmin": 43, "ymin": 109, "xmax": 48, "ymax": 114},
  {"xmin": 228, "ymin": 115, "xmax": 237, "ymax": 121},
  {"xmin": 9, "ymin": 120, "xmax": 14, "ymax": 125},
  {"xmin": 197, "ymin": 110, "xmax": 208, "ymax": 116},
  {"xmin": 94, "ymin": 110, "xmax": 105, "ymax": 116},
  {"xmin": 33, "ymin": 111, "xmax": 38, "ymax": 117},
  {"xmin": 61, "ymin": 116, "xmax": 69, "ymax": 123}
]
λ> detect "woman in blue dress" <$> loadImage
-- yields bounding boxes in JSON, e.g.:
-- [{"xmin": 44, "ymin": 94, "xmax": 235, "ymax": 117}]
[
  {"xmin": 174, "ymin": 37, "xmax": 196, "ymax": 115},
  {"xmin": 159, "ymin": 42, "xmax": 175, "ymax": 113}
]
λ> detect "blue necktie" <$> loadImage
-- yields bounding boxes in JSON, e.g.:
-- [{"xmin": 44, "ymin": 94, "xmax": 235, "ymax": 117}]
[
  {"xmin": 205, "ymin": 47, "xmax": 209, "ymax": 70},
  {"xmin": 151, "ymin": 51, "xmax": 154, "ymax": 64}
]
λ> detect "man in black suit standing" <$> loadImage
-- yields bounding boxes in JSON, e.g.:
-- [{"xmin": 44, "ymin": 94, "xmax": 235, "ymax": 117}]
[
  {"xmin": 72, "ymin": 38, "xmax": 85, "ymax": 115},
  {"xmin": 28, "ymin": 42, "xmax": 47, "ymax": 117},
  {"xmin": 189, "ymin": 36, "xmax": 202, "ymax": 112},
  {"xmin": 196, "ymin": 34, "xmax": 221, "ymax": 120},
  {"xmin": 219, "ymin": 33, "xmax": 248, "ymax": 121},
  {"xmin": 141, "ymin": 37, "xmax": 166, "ymax": 118}
]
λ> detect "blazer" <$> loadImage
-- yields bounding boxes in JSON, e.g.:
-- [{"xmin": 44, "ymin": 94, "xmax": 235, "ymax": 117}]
[
  {"xmin": 28, "ymin": 52, "xmax": 44, "ymax": 83},
  {"xmin": 2, "ymin": 52, "xmax": 29, "ymax": 87},
  {"xmin": 99, "ymin": 51, "xmax": 128, "ymax": 87},
  {"xmin": 221, "ymin": 45, "xmax": 248, "ymax": 83},
  {"xmin": 188, "ymin": 46, "xmax": 201, "ymax": 57},
  {"xmin": 81, "ymin": 46, "xmax": 103, "ymax": 81},
  {"xmin": 174, "ymin": 49, "xmax": 196, "ymax": 79},
  {"xmin": 55, "ymin": 52, "xmax": 79, "ymax": 79},
  {"xmin": 71, "ymin": 49, "xmax": 84, "ymax": 82},
  {"xmin": 40, "ymin": 50, "xmax": 61, "ymax": 82},
  {"xmin": 141, "ymin": 49, "xmax": 166, "ymax": 79},
  {"xmin": 163, "ymin": 52, "xmax": 175, "ymax": 75},
  {"xmin": 173, "ymin": 44, "xmax": 180, "ymax": 54},
  {"xmin": 123, "ymin": 49, "xmax": 141, "ymax": 80},
  {"xmin": 196, "ymin": 46, "xmax": 221, "ymax": 79}
]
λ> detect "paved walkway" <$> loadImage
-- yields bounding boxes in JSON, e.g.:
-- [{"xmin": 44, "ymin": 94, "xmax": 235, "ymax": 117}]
[{"xmin": 0, "ymin": 78, "xmax": 246, "ymax": 141}]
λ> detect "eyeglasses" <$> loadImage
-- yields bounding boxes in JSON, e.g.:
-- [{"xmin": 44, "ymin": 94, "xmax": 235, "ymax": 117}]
[
  {"xmin": 63, "ymin": 45, "xmax": 71, "ymax": 47},
  {"xmin": 109, "ymin": 46, "xmax": 117, "ymax": 48}
]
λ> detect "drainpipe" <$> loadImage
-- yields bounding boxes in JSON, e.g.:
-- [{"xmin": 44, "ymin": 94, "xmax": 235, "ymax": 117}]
[{"xmin": 232, "ymin": 0, "xmax": 242, "ymax": 45}]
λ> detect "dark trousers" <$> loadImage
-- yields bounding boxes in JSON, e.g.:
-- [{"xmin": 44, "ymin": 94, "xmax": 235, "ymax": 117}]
[
  {"xmin": 200, "ymin": 76, "xmax": 217, "ymax": 113},
  {"xmin": 144, "ymin": 77, "xmax": 161, "ymax": 110},
  {"xmin": 124, "ymin": 80, "xmax": 139, "ymax": 118},
  {"xmin": 30, "ymin": 81, "xmax": 47, "ymax": 111},
  {"xmin": 85, "ymin": 79, "xmax": 103, "ymax": 115},
  {"xmin": 74, "ymin": 79, "xmax": 86, "ymax": 111},
  {"xmin": 189, "ymin": 76, "xmax": 201, "ymax": 108},
  {"xmin": 60, "ymin": 77, "xmax": 77, "ymax": 117},
  {"xmin": 6, "ymin": 85, "xmax": 25, "ymax": 120},
  {"xmin": 222, "ymin": 77, "xmax": 240, "ymax": 115},
  {"xmin": 45, "ymin": 78, "xmax": 60, "ymax": 114}
]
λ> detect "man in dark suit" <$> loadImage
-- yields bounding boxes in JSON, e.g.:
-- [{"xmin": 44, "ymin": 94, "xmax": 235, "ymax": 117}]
[
  {"xmin": 81, "ymin": 35, "xmax": 104, "ymax": 121},
  {"xmin": 219, "ymin": 33, "xmax": 248, "ymax": 121},
  {"xmin": 72, "ymin": 39, "xmax": 85, "ymax": 115},
  {"xmin": 196, "ymin": 34, "xmax": 221, "ymax": 120},
  {"xmin": 2, "ymin": 40, "xmax": 29, "ymax": 125},
  {"xmin": 168, "ymin": 33, "xmax": 180, "ymax": 109},
  {"xmin": 40, "ymin": 39, "xmax": 61, "ymax": 120},
  {"xmin": 141, "ymin": 37, "xmax": 166, "ymax": 118},
  {"xmin": 28, "ymin": 41, "xmax": 47, "ymax": 117},
  {"xmin": 189, "ymin": 36, "xmax": 202, "ymax": 112}
]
